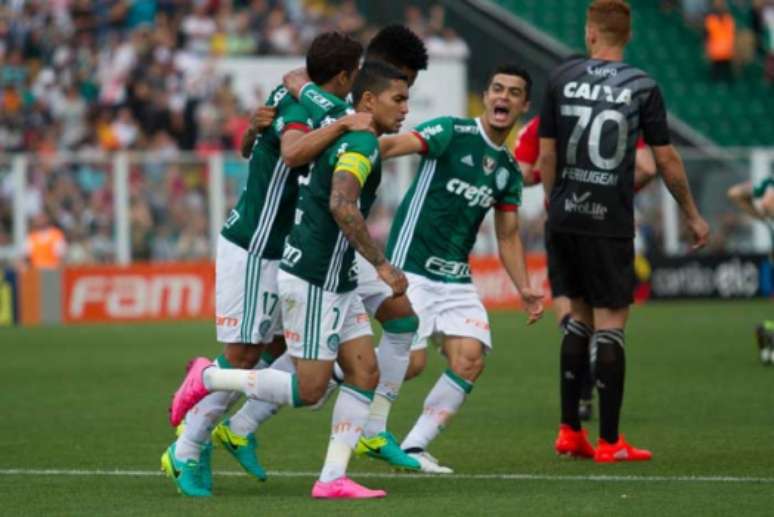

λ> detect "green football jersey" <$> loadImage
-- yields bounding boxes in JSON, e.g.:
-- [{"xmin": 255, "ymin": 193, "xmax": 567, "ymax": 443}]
[
  {"xmin": 386, "ymin": 116, "xmax": 523, "ymax": 283},
  {"xmin": 220, "ymin": 85, "xmax": 312, "ymax": 258},
  {"xmin": 281, "ymin": 130, "xmax": 382, "ymax": 293},
  {"xmin": 298, "ymin": 83, "xmax": 354, "ymax": 129}
]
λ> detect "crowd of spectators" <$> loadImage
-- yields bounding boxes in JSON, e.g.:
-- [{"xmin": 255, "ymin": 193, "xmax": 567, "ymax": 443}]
[
  {"xmin": 0, "ymin": 0, "xmax": 468, "ymax": 265},
  {"xmin": 661, "ymin": 0, "xmax": 774, "ymax": 83}
]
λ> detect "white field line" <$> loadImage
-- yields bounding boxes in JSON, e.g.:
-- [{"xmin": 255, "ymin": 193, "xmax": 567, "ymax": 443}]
[{"xmin": 0, "ymin": 469, "xmax": 772, "ymax": 484}]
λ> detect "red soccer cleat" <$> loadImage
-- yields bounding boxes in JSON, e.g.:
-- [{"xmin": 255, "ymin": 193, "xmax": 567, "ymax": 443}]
[
  {"xmin": 554, "ymin": 424, "xmax": 595, "ymax": 458},
  {"xmin": 594, "ymin": 435, "xmax": 652, "ymax": 463}
]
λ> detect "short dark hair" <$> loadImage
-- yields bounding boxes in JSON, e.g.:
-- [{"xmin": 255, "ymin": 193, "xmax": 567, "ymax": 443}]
[
  {"xmin": 306, "ymin": 31, "xmax": 363, "ymax": 85},
  {"xmin": 351, "ymin": 60, "xmax": 408, "ymax": 106},
  {"xmin": 365, "ymin": 24, "xmax": 428, "ymax": 73},
  {"xmin": 486, "ymin": 64, "xmax": 532, "ymax": 100}
]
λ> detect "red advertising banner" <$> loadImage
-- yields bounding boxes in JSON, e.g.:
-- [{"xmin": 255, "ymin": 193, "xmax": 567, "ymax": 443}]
[
  {"xmin": 470, "ymin": 254, "xmax": 550, "ymax": 309},
  {"xmin": 62, "ymin": 262, "xmax": 215, "ymax": 324}
]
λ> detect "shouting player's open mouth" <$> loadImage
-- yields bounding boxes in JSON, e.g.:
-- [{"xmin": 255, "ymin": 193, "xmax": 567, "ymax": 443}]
[{"xmin": 492, "ymin": 104, "xmax": 510, "ymax": 124}]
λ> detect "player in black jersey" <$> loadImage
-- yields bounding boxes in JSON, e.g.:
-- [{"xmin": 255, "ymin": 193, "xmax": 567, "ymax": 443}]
[{"xmin": 538, "ymin": 0, "xmax": 709, "ymax": 462}]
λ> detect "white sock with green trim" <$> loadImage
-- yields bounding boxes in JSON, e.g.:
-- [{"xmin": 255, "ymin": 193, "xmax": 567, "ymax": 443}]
[
  {"xmin": 228, "ymin": 352, "xmax": 295, "ymax": 437},
  {"xmin": 401, "ymin": 369, "xmax": 473, "ymax": 452},
  {"xmin": 319, "ymin": 384, "xmax": 373, "ymax": 483},
  {"xmin": 203, "ymin": 367, "xmax": 299, "ymax": 406},
  {"xmin": 363, "ymin": 331, "xmax": 413, "ymax": 437},
  {"xmin": 176, "ymin": 357, "xmax": 240, "ymax": 461}
]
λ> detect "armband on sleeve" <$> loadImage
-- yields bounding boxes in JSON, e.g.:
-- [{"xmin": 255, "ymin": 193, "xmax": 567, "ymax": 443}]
[{"xmin": 334, "ymin": 152, "xmax": 372, "ymax": 186}]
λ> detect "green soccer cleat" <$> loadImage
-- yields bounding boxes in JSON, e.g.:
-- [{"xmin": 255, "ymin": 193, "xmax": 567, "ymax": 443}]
[
  {"xmin": 212, "ymin": 419, "xmax": 268, "ymax": 481},
  {"xmin": 175, "ymin": 422, "xmax": 212, "ymax": 490},
  {"xmin": 355, "ymin": 431, "xmax": 421, "ymax": 471},
  {"xmin": 160, "ymin": 443, "xmax": 212, "ymax": 497}
]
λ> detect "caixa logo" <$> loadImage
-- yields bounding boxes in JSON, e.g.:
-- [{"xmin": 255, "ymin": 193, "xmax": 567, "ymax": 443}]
[{"xmin": 68, "ymin": 274, "xmax": 205, "ymax": 319}]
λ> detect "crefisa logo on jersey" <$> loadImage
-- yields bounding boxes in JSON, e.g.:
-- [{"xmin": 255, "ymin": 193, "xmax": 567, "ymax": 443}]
[
  {"xmin": 495, "ymin": 168, "xmax": 509, "ymax": 190},
  {"xmin": 482, "ymin": 156, "xmax": 496, "ymax": 175}
]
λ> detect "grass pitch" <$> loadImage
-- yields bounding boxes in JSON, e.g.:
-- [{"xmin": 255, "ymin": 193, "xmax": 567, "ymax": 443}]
[{"xmin": 1, "ymin": 300, "xmax": 772, "ymax": 516}]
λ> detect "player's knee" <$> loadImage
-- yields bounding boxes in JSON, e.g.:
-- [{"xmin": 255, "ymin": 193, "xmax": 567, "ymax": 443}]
[
  {"xmin": 347, "ymin": 362, "xmax": 379, "ymax": 391},
  {"xmin": 449, "ymin": 353, "xmax": 484, "ymax": 382},
  {"xmin": 224, "ymin": 344, "xmax": 258, "ymax": 369},
  {"xmin": 405, "ymin": 350, "xmax": 426, "ymax": 380},
  {"xmin": 298, "ymin": 377, "xmax": 330, "ymax": 406}
]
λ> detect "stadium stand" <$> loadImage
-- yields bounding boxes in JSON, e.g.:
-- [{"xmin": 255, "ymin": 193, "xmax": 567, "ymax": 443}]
[{"xmin": 491, "ymin": 0, "xmax": 774, "ymax": 147}]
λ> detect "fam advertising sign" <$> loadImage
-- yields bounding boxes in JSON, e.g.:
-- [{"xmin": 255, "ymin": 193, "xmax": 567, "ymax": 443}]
[
  {"xmin": 646, "ymin": 254, "xmax": 772, "ymax": 300},
  {"xmin": 470, "ymin": 254, "xmax": 549, "ymax": 309},
  {"xmin": 62, "ymin": 262, "xmax": 215, "ymax": 324}
]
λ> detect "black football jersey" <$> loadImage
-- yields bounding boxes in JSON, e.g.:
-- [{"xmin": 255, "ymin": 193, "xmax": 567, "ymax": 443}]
[{"xmin": 539, "ymin": 57, "xmax": 670, "ymax": 238}]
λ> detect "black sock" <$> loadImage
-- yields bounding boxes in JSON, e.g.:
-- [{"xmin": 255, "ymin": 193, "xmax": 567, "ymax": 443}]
[
  {"xmin": 593, "ymin": 329, "xmax": 626, "ymax": 443},
  {"xmin": 560, "ymin": 319, "xmax": 593, "ymax": 431},
  {"xmin": 579, "ymin": 362, "xmax": 594, "ymax": 401}
]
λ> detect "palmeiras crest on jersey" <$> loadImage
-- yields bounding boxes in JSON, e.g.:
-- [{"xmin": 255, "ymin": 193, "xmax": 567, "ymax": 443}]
[{"xmin": 483, "ymin": 155, "xmax": 496, "ymax": 175}]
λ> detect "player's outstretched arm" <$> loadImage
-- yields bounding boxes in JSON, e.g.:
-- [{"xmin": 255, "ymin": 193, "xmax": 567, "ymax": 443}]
[
  {"xmin": 652, "ymin": 144, "xmax": 710, "ymax": 249},
  {"xmin": 537, "ymin": 138, "xmax": 557, "ymax": 196},
  {"xmin": 494, "ymin": 210, "xmax": 544, "ymax": 324},
  {"xmin": 241, "ymin": 106, "xmax": 277, "ymax": 158},
  {"xmin": 727, "ymin": 181, "xmax": 765, "ymax": 219},
  {"xmin": 634, "ymin": 146, "xmax": 657, "ymax": 191},
  {"xmin": 329, "ymin": 167, "xmax": 407, "ymax": 296},
  {"xmin": 281, "ymin": 113, "xmax": 374, "ymax": 167},
  {"xmin": 379, "ymin": 132, "xmax": 425, "ymax": 160}
]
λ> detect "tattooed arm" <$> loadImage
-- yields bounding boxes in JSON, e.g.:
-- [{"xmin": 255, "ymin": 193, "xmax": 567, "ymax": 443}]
[
  {"xmin": 329, "ymin": 168, "xmax": 407, "ymax": 296},
  {"xmin": 652, "ymin": 144, "xmax": 710, "ymax": 250}
]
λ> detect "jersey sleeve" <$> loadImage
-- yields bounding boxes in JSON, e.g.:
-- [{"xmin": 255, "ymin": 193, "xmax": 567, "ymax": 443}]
[
  {"xmin": 514, "ymin": 117, "xmax": 540, "ymax": 165},
  {"xmin": 496, "ymin": 161, "xmax": 523, "ymax": 211},
  {"xmin": 411, "ymin": 116, "xmax": 455, "ymax": 158},
  {"xmin": 332, "ymin": 132, "xmax": 380, "ymax": 187},
  {"xmin": 640, "ymin": 85, "xmax": 671, "ymax": 147},
  {"xmin": 298, "ymin": 83, "xmax": 350, "ymax": 123},
  {"xmin": 275, "ymin": 98, "xmax": 312, "ymax": 135}
]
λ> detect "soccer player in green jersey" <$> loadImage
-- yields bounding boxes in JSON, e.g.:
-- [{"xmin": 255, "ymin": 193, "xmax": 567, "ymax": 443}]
[
  {"xmin": 162, "ymin": 32, "xmax": 372, "ymax": 497},
  {"xmin": 234, "ymin": 25, "xmax": 430, "ymax": 472},
  {"xmin": 366, "ymin": 65, "xmax": 545, "ymax": 472},
  {"xmin": 170, "ymin": 61, "xmax": 411, "ymax": 499},
  {"xmin": 728, "ymin": 177, "xmax": 774, "ymax": 364}
]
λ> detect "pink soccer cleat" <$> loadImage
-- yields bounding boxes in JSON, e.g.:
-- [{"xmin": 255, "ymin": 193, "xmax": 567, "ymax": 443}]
[
  {"xmin": 311, "ymin": 477, "xmax": 387, "ymax": 499},
  {"xmin": 169, "ymin": 357, "xmax": 212, "ymax": 427}
]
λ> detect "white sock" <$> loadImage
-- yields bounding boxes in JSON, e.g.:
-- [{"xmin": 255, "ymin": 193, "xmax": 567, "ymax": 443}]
[
  {"xmin": 175, "ymin": 358, "xmax": 241, "ymax": 461},
  {"xmin": 176, "ymin": 390, "xmax": 241, "ymax": 460},
  {"xmin": 401, "ymin": 369, "xmax": 472, "ymax": 451},
  {"xmin": 229, "ymin": 352, "xmax": 296, "ymax": 437},
  {"xmin": 363, "ymin": 331, "xmax": 413, "ymax": 437},
  {"xmin": 203, "ymin": 367, "xmax": 298, "ymax": 406},
  {"xmin": 319, "ymin": 385, "xmax": 373, "ymax": 483}
]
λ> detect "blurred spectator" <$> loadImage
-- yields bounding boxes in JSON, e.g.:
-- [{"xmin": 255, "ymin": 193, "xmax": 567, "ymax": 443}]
[
  {"xmin": 0, "ymin": 0, "xmax": 472, "ymax": 265},
  {"xmin": 682, "ymin": 0, "xmax": 709, "ymax": 27},
  {"xmin": 25, "ymin": 212, "xmax": 67, "ymax": 269},
  {"xmin": 704, "ymin": 0, "xmax": 736, "ymax": 82}
]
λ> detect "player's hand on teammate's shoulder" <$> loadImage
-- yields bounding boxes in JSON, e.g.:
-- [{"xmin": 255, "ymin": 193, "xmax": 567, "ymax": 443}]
[
  {"xmin": 339, "ymin": 112, "xmax": 375, "ymax": 134},
  {"xmin": 283, "ymin": 67, "xmax": 310, "ymax": 98},
  {"xmin": 377, "ymin": 262, "xmax": 408, "ymax": 297},
  {"xmin": 240, "ymin": 106, "xmax": 277, "ymax": 158},
  {"xmin": 519, "ymin": 286, "xmax": 544, "ymax": 325},
  {"xmin": 687, "ymin": 216, "xmax": 710, "ymax": 251}
]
